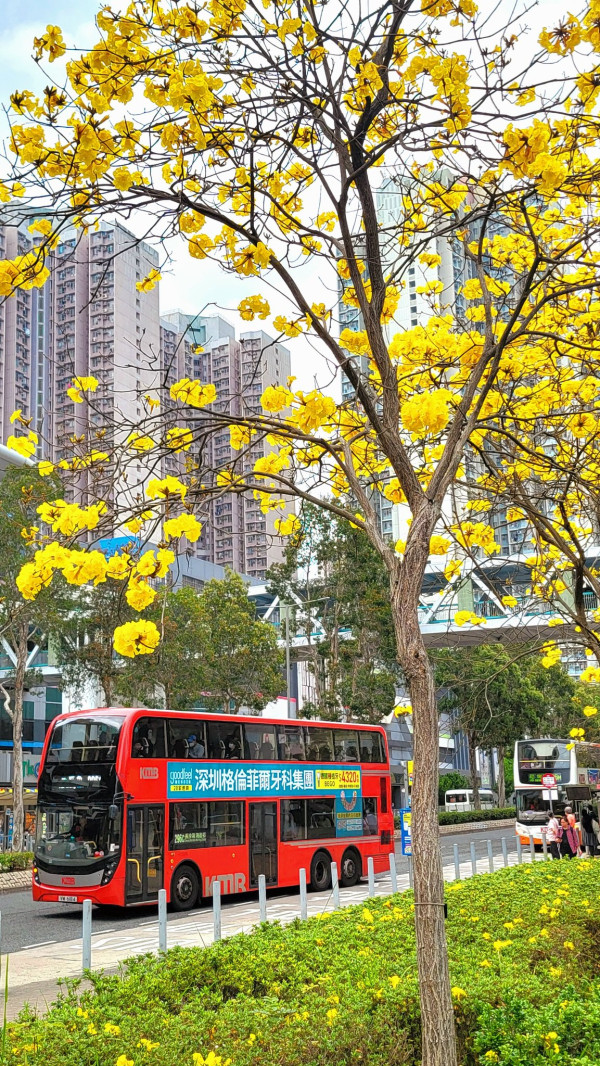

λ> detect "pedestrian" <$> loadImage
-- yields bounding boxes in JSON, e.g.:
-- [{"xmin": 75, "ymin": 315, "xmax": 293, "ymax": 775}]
[
  {"xmin": 558, "ymin": 814, "xmax": 579, "ymax": 859},
  {"xmin": 545, "ymin": 810, "xmax": 561, "ymax": 860},
  {"xmin": 565, "ymin": 805, "xmax": 577, "ymax": 829},
  {"xmin": 580, "ymin": 805, "xmax": 600, "ymax": 856}
]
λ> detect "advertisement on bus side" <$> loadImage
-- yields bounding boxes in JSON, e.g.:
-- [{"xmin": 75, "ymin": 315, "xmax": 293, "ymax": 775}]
[{"xmin": 166, "ymin": 761, "xmax": 362, "ymax": 800}]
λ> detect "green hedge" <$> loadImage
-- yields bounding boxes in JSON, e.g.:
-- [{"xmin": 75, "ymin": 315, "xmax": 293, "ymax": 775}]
[
  {"xmin": 439, "ymin": 806, "xmax": 516, "ymax": 826},
  {"xmin": 0, "ymin": 851, "xmax": 33, "ymax": 871},
  {"xmin": 7, "ymin": 859, "xmax": 600, "ymax": 1066}
]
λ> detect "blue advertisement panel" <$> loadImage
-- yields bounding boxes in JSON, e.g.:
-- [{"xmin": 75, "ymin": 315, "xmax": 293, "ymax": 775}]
[
  {"xmin": 335, "ymin": 792, "xmax": 363, "ymax": 836},
  {"xmin": 167, "ymin": 761, "xmax": 362, "ymax": 800},
  {"xmin": 400, "ymin": 808, "xmax": 412, "ymax": 856}
]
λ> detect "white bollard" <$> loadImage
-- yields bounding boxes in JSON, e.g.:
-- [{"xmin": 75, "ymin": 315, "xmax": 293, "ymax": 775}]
[
  {"xmin": 367, "ymin": 856, "xmax": 375, "ymax": 897},
  {"xmin": 516, "ymin": 836, "xmax": 523, "ymax": 863},
  {"xmin": 212, "ymin": 880, "xmax": 222, "ymax": 941},
  {"xmin": 541, "ymin": 828, "xmax": 548, "ymax": 860},
  {"xmin": 501, "ymin": 837, "xmax": 508, "ymax": 867},
  {"xmin": 453, "ymin": 843, "xmax": 460, "ymax": 881},
  {"xmin": 82, "ymin": 899, "xmax": 92, "ymax": 972},
  {"xmin": 299, "ymin": 868, "xmax": 308, "ymax": 920},
  {"xmin": 258, "ymin": 873, "xmax": 267, "ymax": 923},
  {"xmin": 528, "ymin": 833, "xmax": 536, "ymax": 862},
  {"xmin": 158, "ymin": 889, "xmax": 167, "ymax": 953},
  {"xmin": 470, "ymin": 841, "xmax": 477, "ymax": 877},
  {"xmin": 389, "ymin": 852, "xmax": 398, "ymax": 894},
  {"xmin": 331, "ymin": 861, "xmax": 340, "ymax": 908},
  {"xmin": 487, "ymin": 839, "xmax": 494, "ymax": 873}
]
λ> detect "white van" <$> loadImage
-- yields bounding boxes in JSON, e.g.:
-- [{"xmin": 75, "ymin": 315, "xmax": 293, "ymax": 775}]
[{"xmin": 444, "ymin": 788, "xmax": 495, "ymax": 812}]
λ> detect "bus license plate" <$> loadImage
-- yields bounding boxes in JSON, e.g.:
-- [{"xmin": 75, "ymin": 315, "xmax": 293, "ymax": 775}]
[{"xmin": 58, "ymin": 895, "xmax": 78, "ymax": 903}]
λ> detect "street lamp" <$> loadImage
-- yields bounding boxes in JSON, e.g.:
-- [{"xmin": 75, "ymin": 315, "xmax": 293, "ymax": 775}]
[{"xmin": 279, "ymin": 603, "xmax": 295, "ymax": 719}]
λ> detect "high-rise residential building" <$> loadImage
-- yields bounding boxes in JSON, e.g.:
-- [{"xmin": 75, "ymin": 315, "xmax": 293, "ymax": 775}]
[
  {"xmin": 0, "ymin": 223, "xmax": 47, "ymax": 445},
  {"xmin": 49, "ymin": 223, "xmax": 160, "ymax": 464},
  {"xmin": 239, "ymin": 330, "xmax": 292, "ymax": 580},
  {"xmin": 162, "ymin": 314, "xmax": 292, "ymax": 579}
]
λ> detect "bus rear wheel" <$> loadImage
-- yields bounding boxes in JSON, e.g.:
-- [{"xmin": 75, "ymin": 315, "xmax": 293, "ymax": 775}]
[
  {"xmin": 310, "ymin": 850, "xmax": 331, "ymax": 891},
  {"xmin": 340, "ymin": 848, "xmax": 361, "ymax": 887},
  {"xmin": 171, "ymin": 864, "xmax": 200, "ymax": 911}
]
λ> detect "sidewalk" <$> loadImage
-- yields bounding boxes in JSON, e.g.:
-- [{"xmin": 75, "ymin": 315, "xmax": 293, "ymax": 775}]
[
  {"xmin": 6, "ymin": 845, "xmax": 543, "ymax": 1020},
  {"xmin": 0, "ymin": 870, "xmax": 30, "ymax": 894}
]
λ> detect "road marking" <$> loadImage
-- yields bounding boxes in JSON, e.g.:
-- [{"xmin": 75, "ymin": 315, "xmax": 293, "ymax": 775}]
[{"xmin": 21, "ymin": 940, "xmax": 56, "ymax": 950}]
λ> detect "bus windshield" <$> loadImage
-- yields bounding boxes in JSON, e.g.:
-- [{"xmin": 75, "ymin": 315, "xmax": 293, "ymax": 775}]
[
  {"xmin": 515, "ymin": 789, "xmax": 568, "ymax": 824},
  {"xmin": 47, "ymin": 716, "xmax": 123, "ymax": 764},
  {"xmin": 517, "ymin": 740, "xmax": 569, "ymax": 770},
  {"xmin": 36, "ymin": 805, "xmax": 122, "ymax": 865}
]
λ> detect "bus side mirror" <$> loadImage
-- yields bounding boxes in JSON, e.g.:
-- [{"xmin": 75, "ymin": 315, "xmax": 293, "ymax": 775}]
[{"xmin": 108, "ymin": 804, "xmax": 119, "ymax": 821}]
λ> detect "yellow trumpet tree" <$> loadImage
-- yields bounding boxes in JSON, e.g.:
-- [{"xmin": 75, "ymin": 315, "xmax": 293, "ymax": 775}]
[{"xmin": 6, "ymin": 1, "xmax": 600, "ymax": 1062}]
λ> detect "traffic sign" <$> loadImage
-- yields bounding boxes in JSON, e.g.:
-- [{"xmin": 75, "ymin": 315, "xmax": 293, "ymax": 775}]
[
  {"xmin": 400, "ymin": 808, "xmax": 412, "ymax": 856},
  {"xmin": 541, "ymin": 773, "xmax": 556, "ymax": 789}
]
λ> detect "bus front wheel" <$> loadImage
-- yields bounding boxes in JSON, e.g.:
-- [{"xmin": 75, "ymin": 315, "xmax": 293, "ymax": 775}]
[
  {"xmin": 310, "ymin": 850, "xmax": 332, "ymax": 891},
  {"xmin": 340, "ymin": 848, "xmax": 361, "ymax": 887},
  {"xmin": 171, "ymin": 864, "xmax": 200, "ymax": 911}
]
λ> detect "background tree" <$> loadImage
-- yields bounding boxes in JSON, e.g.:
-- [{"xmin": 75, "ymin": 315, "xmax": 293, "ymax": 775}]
[
  {"xmin": 116, "ymin": 586, "xmax": 206, "ymax": 710},
  {"xmin": 57, "ymin": 581, "xmax": 135, "ymax": 707},
  {"xmin": 0, "ymin": 466, "xmax": 75, "ymax": 849},
  {"xmin": 193, "ymin": 571, "xmax": 284, "ymax": 714},
  {"xmin": 269, "ymin": 504, "xmax": 402, "ymax": 722},
  {"xmin": 434, "ymin": 646, "xmax": 575, "ymax": 807},
  {"xmin": 437, "ymin": 771, "xmax": 470, "ymax": 808},
  {"xmin": 7, "ymin": 4, "xmax": 600, "ymax": 1060}
]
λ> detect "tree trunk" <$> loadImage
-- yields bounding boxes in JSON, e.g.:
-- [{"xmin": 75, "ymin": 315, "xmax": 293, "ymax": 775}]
[
  {"xmin": 468, "ymin": 731, "xmax": 481, "ymax": 810},
  {"xmin": 496, "ymin": 745, "xmax": 506, "ymax": 808},
  {"xmin": 390, "ymin": 557, "xmax": 457, "ymax": 1066}
]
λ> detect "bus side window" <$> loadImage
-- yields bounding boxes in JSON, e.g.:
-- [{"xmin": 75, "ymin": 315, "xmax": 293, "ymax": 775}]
[
  {"xmin": 243, "ymin": 724, "xmax": 276, "ymax": 761},
  {"xmin": 284, "ymin": 726, "xmax": 306, "ymax": 761},
  {"xmin": 359, "ymin": 732, "xmax": 374, "ymax": 763},
  {"xmin": 206, "ymin": 721, "xmax": 242, "ymax": 760},
  {"xmin": 304, "ymin": 727, "xmax": 334, "ymax": 763},
  {"xmin": 333, "ymin": 729, "xmax": 359, "ymax": 762},
  {"xmin": 166, "ymin": 720, "xmax": 206, "ymax": 760},
  {"xmin": 306, "ymin": 798, "xmax": 335, "ymax": 838},
  {"xmin": 133, "ymin": 718, "xmax": 165, "ymax": 758},
  {"xmin": 380, "ymin": 776, "xmax": 389, "ymax": 814},
  {"xmin": 281, "ymin": 799, "xmax": 306, "ymax": 839},
  {"xmin": 363, "ymin": 798, "xmax": 378, "ymax": 835},
  {"xmin": 373, "ymin": 733, "xmax": 385, "ymax": 763}
]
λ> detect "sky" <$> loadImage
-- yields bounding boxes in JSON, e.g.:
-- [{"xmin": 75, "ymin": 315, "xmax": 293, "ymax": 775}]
[{"xmin": 0, "ymin": 1, "xmax": 329, "ymax": 390}]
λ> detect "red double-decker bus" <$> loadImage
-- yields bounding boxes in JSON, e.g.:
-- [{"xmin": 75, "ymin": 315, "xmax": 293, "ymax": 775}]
[{"xmin": 33, "ymin": 708, "xmax": 394, "ymax": 909}]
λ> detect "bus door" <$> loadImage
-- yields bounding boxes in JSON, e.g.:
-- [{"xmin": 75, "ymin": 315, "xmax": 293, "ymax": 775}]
[
  {"xmin": 126, "ymin": 805, "xmax": 164, "ymax": 904},
  {"xmin": 248, "ymin": 802, "xmax": 278, "ymax": 888}
]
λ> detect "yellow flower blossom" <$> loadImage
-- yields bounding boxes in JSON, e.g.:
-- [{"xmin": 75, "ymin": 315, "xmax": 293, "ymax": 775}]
[
  {"xmin": 163, "ymin": 514, "xmax": 202, "ymax": 543},
  {"xmin": 136, "ymin": 268, "xmax": 161, "ymax": 292},
  {"xmin": 6, "ymin": 433, "xmax": 37, "ymax": 458},
  {"xmin": 170, "ymin": 378, "xmax": 217, "ymax": 408},
  {"xmin": 147, "ymin": 476, "xmax": 187, "ymax": 501},
  {"xmin": 166, "ymin": 427, "xmax": 193, "ymax": 452},
  {"xmin": 126, "ymin": 576, "xmax": 157, "ymax": 611},
  {"xmin": 114, "ymin": 620, "xmax": 160, "ymax": 658}
]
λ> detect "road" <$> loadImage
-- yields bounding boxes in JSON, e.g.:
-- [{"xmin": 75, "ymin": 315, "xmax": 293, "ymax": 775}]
[{"xmin": 2, "ymin": 824, "xmax": 518, "ymax": 955}]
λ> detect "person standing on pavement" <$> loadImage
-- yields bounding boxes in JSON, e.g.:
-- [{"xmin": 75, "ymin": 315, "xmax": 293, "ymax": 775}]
[
  {"xmin": 558, "ymin": 814, "xmax": 579, "ymax": 858},
  {"xmin": 580, "ymin": 805, "xmax": 599, "ymax": 856},
  {"xmin": 545, "ymin": 810, "xmax": 561, "ymax": 859}
]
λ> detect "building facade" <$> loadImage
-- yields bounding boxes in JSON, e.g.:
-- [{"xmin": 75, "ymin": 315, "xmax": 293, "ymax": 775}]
[{"xmin": 161, "ymin": 313, "xmax": 293, "ymax": 580}]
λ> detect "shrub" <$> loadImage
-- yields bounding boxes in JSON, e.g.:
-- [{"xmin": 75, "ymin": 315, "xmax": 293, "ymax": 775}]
[
  {"xmin": 439, "ymin": 806, "xmax": 516, "ymax": 826},
  {"xmin": 0, "ymin": 851, "xmax": 33, "ymax": 871},
  {"xmin": 7, "ymin": 859, "xmax": 600, "ymax": 1066}
]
